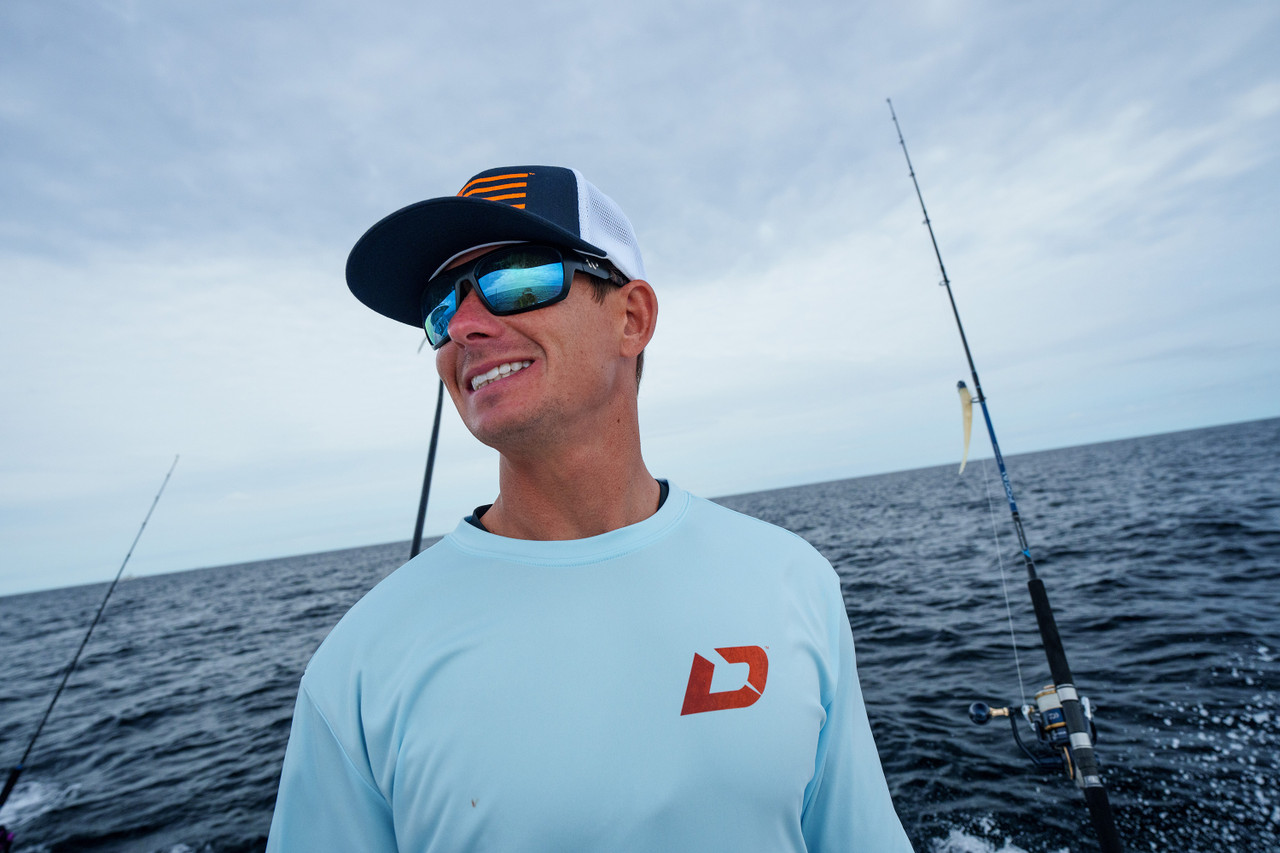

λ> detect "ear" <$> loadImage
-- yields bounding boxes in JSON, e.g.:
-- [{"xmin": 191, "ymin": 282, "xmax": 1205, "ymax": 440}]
[{"xmin": 617, "ymin": 279, "xmax": 658, "ymax": 358}]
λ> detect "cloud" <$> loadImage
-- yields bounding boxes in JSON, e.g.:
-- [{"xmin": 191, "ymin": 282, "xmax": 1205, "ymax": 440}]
[{"xmin": 1, "ymin": 0, "xmax": 1277, "ymax": 593}]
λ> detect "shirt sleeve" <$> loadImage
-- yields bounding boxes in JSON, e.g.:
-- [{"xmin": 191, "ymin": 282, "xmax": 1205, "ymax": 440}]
[
  {"xmin": 801, "ymin": 599, "xmax": 915, "ymax": 852},
  {"xmin": 266, "ymin": 682, "xmax": 398, "ymax": 852}
]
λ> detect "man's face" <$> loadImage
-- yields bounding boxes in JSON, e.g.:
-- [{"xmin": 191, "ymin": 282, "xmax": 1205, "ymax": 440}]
[{"xmin": 433, "ymin": 247, "xmax": 631, "ymax": 453}]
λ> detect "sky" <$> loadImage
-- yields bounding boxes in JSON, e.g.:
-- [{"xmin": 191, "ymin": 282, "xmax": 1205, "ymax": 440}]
[{"xmin": 2, "ymin": 0, "xmax": 1277, "ymax": 596}]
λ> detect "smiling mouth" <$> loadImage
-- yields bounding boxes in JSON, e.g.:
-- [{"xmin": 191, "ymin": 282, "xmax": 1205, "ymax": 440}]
[{"xmin": 471, "ymin": 360, "xmax": 533, "ymax": 392}]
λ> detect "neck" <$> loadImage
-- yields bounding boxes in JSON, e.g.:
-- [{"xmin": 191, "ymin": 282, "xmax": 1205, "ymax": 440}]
[{"xmin": 481, "ymin": 410, "xmax": 658, "ymax": 541}]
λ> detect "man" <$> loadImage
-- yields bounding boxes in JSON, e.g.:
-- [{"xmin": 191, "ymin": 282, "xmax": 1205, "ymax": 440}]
[{"xmin": 267, "ymin": 166, "xmax": 913, "ymax": 851}]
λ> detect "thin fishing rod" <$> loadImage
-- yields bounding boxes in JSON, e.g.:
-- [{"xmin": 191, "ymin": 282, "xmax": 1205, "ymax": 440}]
[
  {"xmin": 885, "ymin": 101, "xmax": 1031, "ymax": 568},
  {"xmin": 410, "ymin": 379, "xmax": 445, "ymax": 559},
  {"xmin": 887, "ymin": 99, "xmax": 1124, "ymax": 853},
  {"xmin": 1, "ymin": 454, "xmax": 180, "ymax": 813}
]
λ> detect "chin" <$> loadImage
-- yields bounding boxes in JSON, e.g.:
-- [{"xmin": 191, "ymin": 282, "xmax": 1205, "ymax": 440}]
[{"xmin": 466, "ymin": 406, "xmax": 562, "ymax": 453}]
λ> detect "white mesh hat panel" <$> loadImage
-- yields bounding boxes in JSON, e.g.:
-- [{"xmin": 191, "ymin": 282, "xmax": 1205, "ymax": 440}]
[{"xmin": 572, "ymin": 168, "xmax": 647, "ymax": 281}]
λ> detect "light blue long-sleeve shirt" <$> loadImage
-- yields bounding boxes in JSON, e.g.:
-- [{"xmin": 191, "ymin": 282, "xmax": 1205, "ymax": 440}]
[{"xmin": 268, "ymin": 482, "xmax": 912, "ymax": 851}]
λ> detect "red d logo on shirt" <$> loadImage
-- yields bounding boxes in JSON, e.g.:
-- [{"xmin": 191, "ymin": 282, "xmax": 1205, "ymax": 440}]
[{"xmin": 680, "ymin": 646, "xmax": 769, "ymax": 715}]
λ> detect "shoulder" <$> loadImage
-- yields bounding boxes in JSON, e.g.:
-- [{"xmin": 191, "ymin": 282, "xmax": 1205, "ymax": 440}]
[
  {"xmin": 674, "ymin": 490, "xmax": 839, "ymax": 592},
  {"xmin": 300, "ymin": 534, "xmax": 468, "ymax": 692},
  {"xmin": 684, "ymin": 491, "xmax": 829, "ymax": 560}
]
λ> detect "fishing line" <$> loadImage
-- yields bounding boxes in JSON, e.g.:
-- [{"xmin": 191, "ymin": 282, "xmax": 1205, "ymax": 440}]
[
  {"xmin": 982, "ymin": 456, "xmax": 1029, "ymax": 707},
  {"xmin": 0, "ymin": 455, "xmax": 179, "ymax": 814}
]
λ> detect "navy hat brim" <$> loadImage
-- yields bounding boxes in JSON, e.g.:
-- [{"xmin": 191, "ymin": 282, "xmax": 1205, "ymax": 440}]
[{"xmin": 346, "ymin": 196, "xmax": 604, "ymax": 328}]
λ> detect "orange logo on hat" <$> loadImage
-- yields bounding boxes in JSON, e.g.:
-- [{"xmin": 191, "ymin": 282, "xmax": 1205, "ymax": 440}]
[{"xmin": 457, "ymin": 172, "xmax": 531, "ymax": 209}]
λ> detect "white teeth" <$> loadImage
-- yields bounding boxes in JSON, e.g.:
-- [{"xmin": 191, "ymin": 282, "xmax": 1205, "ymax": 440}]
[{"xmin": 471, "ymin": 360, "xmax": 532, "ymax": 391}]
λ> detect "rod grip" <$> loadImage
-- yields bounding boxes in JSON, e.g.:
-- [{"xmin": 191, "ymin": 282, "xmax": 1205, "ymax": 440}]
[
  {"xmin": 1028, "ymin": 578, "xmax": 1073, "ymax": 686},
  {"xmin": 1085, "ymin": 785, "xmax": 1126, "ymax": 853}
]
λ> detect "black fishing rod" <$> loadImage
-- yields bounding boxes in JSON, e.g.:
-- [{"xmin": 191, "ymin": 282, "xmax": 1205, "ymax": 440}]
[
  {"xmin": 887, "ymin": 99, "xmax": 1124, "ymax": 852},
  {"xmin": 410, "ymin": 379, "xmax": 445, "ymax": 559},
  {"xmin": 0, "ymin": 455, "xmax": 179, "ymax": 815}
]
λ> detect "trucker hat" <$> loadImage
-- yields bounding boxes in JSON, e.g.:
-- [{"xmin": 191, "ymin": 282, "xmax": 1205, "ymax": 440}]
[{"xmin": 346, "ymin": 166, "xmax": 647, "ymax": 328}]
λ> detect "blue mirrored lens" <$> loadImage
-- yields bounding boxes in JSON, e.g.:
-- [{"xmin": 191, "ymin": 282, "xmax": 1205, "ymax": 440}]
[
  {"xmin": 477, "ymin": 255, "xmax": 564, "ymax": 311},
  {"xmin": 425, "ymin": 289, "xmax": 458, "ymax": 347}
]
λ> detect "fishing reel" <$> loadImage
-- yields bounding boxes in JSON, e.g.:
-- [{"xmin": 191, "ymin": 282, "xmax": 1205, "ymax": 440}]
[{"xmin": 969, "ymin": 684, "xmax": 1099, "ymax": 783}]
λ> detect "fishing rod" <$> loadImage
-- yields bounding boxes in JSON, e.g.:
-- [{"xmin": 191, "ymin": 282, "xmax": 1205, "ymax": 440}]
[
  {"xmin": 887, "ymin": 99, "xmax": 1124, "ymax": 852},
  {"xmin": 0, "ymin": 455, "xmax": 179, "ymax": 816},
  {"xmin": 410, "ymin": 378, "xmax": 445, "ymax": 559}
]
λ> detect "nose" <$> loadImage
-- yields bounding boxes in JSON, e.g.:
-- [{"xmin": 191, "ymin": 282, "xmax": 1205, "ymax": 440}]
[{"xmin": 446, "ymin": 286, "xmax": 503, "ymax": 344}]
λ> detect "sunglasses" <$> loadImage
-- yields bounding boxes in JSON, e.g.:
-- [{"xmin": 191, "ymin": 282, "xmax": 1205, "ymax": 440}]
[{"xmin": 420, "ymin": 245, "xmax": 615, "ymax": 349}]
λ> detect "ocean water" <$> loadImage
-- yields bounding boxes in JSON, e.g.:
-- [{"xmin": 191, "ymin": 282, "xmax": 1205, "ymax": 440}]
[{"xmin": 1, "ymin": 418, "xmax": 1277, "ymax": 852}]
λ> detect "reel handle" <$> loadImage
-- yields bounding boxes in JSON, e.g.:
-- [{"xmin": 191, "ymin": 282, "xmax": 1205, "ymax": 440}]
[{"xmin": 968, "ymin": 701, "xmax": 1015, "ymax": 725}]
